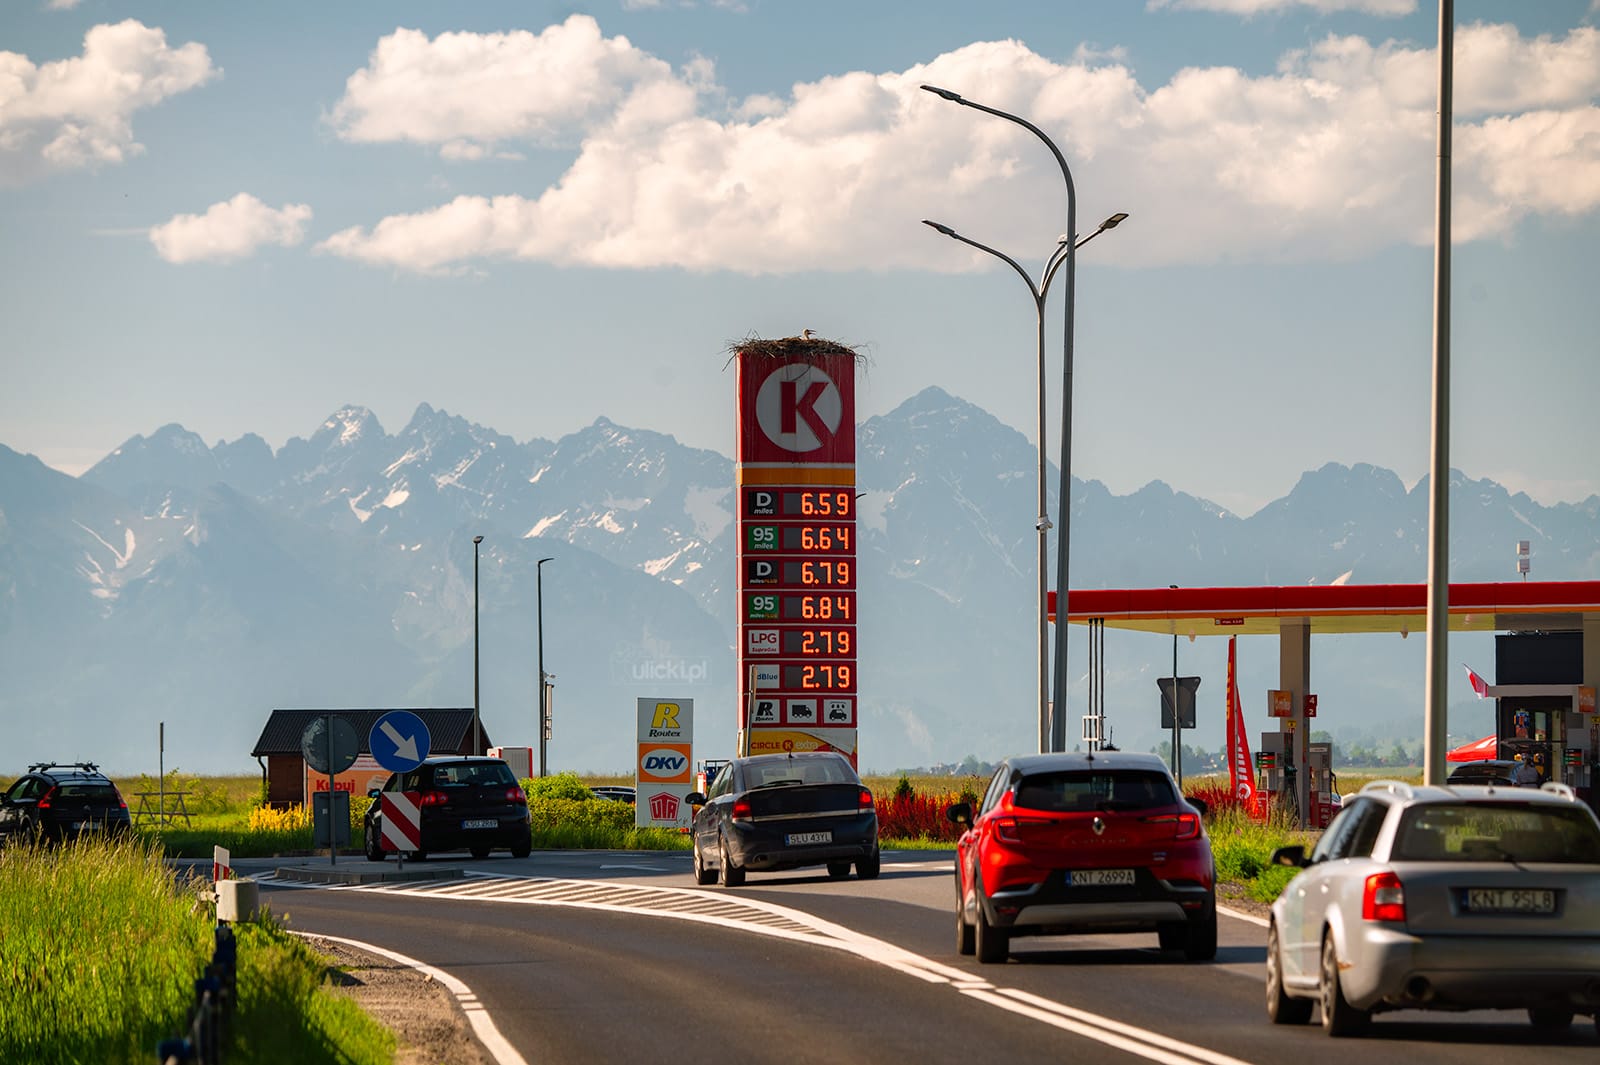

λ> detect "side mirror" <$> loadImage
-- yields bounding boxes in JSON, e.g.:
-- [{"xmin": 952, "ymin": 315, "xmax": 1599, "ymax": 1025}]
[
  {"xmin": 685, "ymin": 792, "xmax": 706, "ymax": 806},
  {"xmin": 1185, "ymin": 796, "xmax": 1208, "ymax": 817},
  {"xmin": 946, "ymin": 802, "xmax": 972, "ymax": 826},
  {"xmin": 1270, "ymin": 844, "xmax": 1308, "ymax": 868},
  {"xmin": 367, "ymin": 788, "xmax": 382, "ymax": 800}
]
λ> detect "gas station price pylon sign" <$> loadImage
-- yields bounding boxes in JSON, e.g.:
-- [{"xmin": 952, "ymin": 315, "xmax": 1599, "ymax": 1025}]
[{"xmin": 734, "ymin": 336, "xmax": 861, "ymax": 765}]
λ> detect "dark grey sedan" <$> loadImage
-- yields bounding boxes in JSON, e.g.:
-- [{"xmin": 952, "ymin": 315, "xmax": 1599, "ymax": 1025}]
[{"xmin": 686, "ymin": 752, "xmax": 879, "ymax": 886}]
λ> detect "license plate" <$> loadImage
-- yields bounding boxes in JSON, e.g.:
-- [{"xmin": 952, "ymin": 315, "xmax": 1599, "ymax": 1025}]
[
  {"xmin": 1068, "ymin": 868, "xmax": 1135, "ymax": 887},
  {"xmin": 1465, "ymin": 888, "xmax": 1556, "ymax": 914},
  {"xmin": 461, "ymin": 819, "xmax": 498, "ymax": 830},
  {"xmin": 787, "ymin": 831, "xmax": 832, "ymax": 845}
]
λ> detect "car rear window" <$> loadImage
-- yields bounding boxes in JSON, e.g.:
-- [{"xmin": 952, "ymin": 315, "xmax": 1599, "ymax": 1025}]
[
  {"xmin": 746, "ymin": 758, "xmax": 854, "ymax": 788},
  {"xmin": 1013, "ymin": 770, "xmax": 1177, "ymax": 812},
  {"xmin": 430, "ymin": 763, "xmax": 516, "ymax": 787},
  {"xmin": 56, "ymin": 784, "xmax": 120, "ymax": 802},
  {"xmin": 1393, "ymin": 803, "xmax": 1600, "ymax": 863}
]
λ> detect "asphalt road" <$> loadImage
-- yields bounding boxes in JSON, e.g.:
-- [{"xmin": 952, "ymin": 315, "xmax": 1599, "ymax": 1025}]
[{"xmin": 254, "ymin": 850, "xmax": 1600, "ymax": 1065}]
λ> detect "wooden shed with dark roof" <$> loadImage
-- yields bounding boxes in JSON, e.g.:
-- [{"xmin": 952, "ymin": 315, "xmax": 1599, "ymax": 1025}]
[{"xmin": 250, "ymin": 708, "xmax": 488, "ymax": 807}]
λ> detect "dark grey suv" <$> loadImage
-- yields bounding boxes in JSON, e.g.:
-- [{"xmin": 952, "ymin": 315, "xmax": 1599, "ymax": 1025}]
[
  {"xmin": 0, "ymin": 762, "xmax": 132, "ymax": 844},
  {"xmin": 365, "ymin": 756, "xmax": 532, "ymax": 860}
]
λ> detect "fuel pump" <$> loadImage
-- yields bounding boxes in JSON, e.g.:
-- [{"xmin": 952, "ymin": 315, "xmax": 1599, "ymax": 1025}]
[
  {"xmin": 1307, "ymin": 742, "xmax": 1334, "ymax": 828},
  {"xmin": 1255, "ymin": 732, "xmax": 1290, "ymax": 819}
]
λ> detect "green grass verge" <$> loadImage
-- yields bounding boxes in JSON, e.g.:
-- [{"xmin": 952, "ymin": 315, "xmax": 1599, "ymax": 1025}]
[{"xmin": 0, "ymin": 836, "xmax": 394, "ymax": 1064}]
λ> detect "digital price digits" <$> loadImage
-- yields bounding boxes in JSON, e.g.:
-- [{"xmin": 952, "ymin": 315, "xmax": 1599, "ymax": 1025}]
[{"xmin": 781, "ymin": 663, "xmax": 855, "ymax": 691}]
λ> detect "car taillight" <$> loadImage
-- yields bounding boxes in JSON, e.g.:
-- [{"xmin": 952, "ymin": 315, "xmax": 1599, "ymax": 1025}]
[
  {"xmin": 859, "ymin": 788, "xmax": 874, "ymax": 809},
  {"xmin": 994, "ymin": 816, "xmax": 1023, "ymax": 843},
  {"xmin": 505, "ymin": 787, "xmax": 527, "ymax": 804},
  {"xmin": 38, "ymin": 786, "xmax": 58, "ymax": 810},
  {"xmin": 1362, "ymin": 871, "xmax": 1406, "ymax": 922},
  {"xmin": 732, "ymin": 798, "xmax": 752, "ymax": 822},
  {"xmin": 418, "ymin": 791, "xmax": 449, "ymax": 807},
  {"xmin": 1143, "ymin": 812, "xmax": 1201, "ymax": 840}
]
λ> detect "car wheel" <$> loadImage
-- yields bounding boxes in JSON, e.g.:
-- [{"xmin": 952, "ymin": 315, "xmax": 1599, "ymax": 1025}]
[
  {"xmin": 692, "ymin": 840, "xmax": 715, "ymax": 885},
  {"xmin": 718, "ymin": 837, "xmax": 745, "ymax": 887},
  {"xmin": 1266, "ymin": 921, "xmax": 1313, "ymax": 1024},
  {"xmin": 510, "ymin": 835, "xmax": 532, "ymax": 859},
  {"xmin": 469, "ymin": 845, "xmax": 491, "ymax": 859},
  {"xmin": 974, "ymin": 894, "xmax": 1009, "ymax": 964},
  {"xmin": 1320, "ymin": 932, "xmax": 1368, "ymax": 1036},
  {"xmin": 1183, "ymin": 893, "xmax": 1218, "ymax": 962},
  {"xmin": 956, "ymin": 886, "xmax": 976, "ymax": 956},
  {"xmin": 364, "ymin": 826, "xmax": 384, "ymax": 862},
  {"xmin": 827, "ymin": 861, "xmax": 852, "ymax": 880},
  {"xmin": 1527, "ymin": 1007, "xmax": 1573, "ymax": 1030},
  {"xmin": 856, "ymin": 848, "xmax": 881, "ymax": 880}
]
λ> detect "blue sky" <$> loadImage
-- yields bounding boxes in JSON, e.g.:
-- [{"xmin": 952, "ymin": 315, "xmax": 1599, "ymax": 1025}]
[{"xmin": 3, "ymin": 0, "xmax": 1597, "ymax": 517}]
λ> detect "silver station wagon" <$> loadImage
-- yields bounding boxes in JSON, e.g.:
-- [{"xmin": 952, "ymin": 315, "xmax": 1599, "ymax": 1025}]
[{"xmin": 1266, "ymin": 779, "xmax": 1600, "ymax": 1036}]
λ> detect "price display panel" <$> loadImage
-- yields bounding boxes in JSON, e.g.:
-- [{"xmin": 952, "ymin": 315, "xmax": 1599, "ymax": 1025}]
[
  {"xmin": 744, "ymin": 593, "xmax": 856, "ymax": 622},
  {"xmin": 780, "ymin": 662, "xmax": 856, "ymax": 692},
  {"xmin": 745, "ymin": 524, "xmax": 854, "ymax": 554},
  {"xmin": 743, "ymin": 489, "xmax": 855, "ymax": 519},
  {"xmin": 779, "ymin": 559, "xmax": 854, "ymax": 588},
  {"xmin": 779, "ymin": 627, "xmax": 853, "ymax": 657}
]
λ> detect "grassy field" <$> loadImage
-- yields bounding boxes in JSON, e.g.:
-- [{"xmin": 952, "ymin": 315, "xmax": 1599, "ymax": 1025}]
[{"xmin": 0, "ymin": 835, "xmax": 393, "ymax": 1064}]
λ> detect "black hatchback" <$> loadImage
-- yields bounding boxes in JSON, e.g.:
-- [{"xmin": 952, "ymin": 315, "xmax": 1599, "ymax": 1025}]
[
  {"xmin": 365, "ymin": 756, "xmax": 532, "ymax": 860},
  {"xmin": 0, "ymin": 762, "xmax": 132, "ymax": 844}
]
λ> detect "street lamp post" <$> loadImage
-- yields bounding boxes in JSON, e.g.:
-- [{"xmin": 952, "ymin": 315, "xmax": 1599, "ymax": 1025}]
[
  {"xmin": 921, "ymin": 81, "xmax": 1125, "ymax": 753},
  {"xmin": 536, "ymin": 556, "xmax": 554, "ymax": 777},
  {"xmin": 473, "ymin": 535, "xmax": 483, "ymax": 757}
]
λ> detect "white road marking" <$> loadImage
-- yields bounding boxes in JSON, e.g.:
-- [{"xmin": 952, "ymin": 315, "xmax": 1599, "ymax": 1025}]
[
  {"xmin": 274, "ymin": 872, "xmax": 1262, "ymax": 1063},
  {"xmin": 290, "ymin": 931, "xmax": 528, "ymax": 1065}
]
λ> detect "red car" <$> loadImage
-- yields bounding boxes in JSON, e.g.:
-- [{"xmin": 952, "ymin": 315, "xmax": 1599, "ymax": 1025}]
[{"xmin": 948, "ymin": 751, "xmax": 1216, "ymax": 964}]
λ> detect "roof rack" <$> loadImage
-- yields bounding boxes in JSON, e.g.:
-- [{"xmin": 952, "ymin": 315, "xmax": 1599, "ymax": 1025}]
[
  {"xmin": 1360, "ymin": 779, "xmax": 1416, "ymax": 799},
  {"xmin": 26, "ymin": 761, "xmax": 101, "ymax": 774}
]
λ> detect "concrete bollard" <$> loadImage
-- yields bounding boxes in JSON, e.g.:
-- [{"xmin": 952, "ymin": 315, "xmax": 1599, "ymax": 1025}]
[{"xmin": 216, "ymin": 878, "xmax": 260, "ymax": 923}]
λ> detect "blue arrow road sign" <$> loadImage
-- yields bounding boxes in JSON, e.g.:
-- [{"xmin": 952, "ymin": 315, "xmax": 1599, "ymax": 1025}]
[{"xmin": 370, "ymin": 710, "xmax": 431, "ymax": 774}]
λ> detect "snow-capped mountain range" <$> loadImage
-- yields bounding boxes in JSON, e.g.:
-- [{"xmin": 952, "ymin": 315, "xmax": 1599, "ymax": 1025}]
[{"xmin": 3, "ymin": 386, "xmax": 1596, "ymax": 774}]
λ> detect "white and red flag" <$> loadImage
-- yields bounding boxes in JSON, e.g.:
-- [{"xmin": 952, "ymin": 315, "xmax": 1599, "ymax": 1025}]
[
  {"xmin": 1226, "ymin": 637, "xmax": 1257, "ymax": 809},
  {"xmin": 1463, "ymin": 663, "xmax": 1491, "ymax": 699}
]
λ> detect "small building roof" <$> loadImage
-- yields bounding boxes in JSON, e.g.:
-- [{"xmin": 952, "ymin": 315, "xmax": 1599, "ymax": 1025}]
[{"xmin": 250, "ymin": 708, "xmax": 486, "ymax": 758}]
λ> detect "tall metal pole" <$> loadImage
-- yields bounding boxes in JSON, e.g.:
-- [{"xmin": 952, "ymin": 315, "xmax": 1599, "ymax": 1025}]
[
  {"xmin": 921, "ymin": 84, "xmax": 1124, "ymax": 754},
  {"xmin": 536, "ymin": 556, "xmax": 553, "ymax": 777},
  {"xmin": 1423, "ymin": 0, "xmax": 1454, "ymax": 786},
  {"xmin": 473, "ymin": 535, "xmax": 483, "ymax": 758}
]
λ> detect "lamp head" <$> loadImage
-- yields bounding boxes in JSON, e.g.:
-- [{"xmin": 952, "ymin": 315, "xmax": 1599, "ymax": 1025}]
[
  {"xmin": 921, "ymin": 219, "xmax": 957, "ymax": 238},
  {"xmin": 473, "ymin": 535, "xmax": 483, "ymax": 545},
  {"xmin": 920, "ymin": 84, "xmax": 962, "ymax": 103},
  {"xmin": 1100, "ymin": 212, "xmax": 1129, "ymax": 231}
]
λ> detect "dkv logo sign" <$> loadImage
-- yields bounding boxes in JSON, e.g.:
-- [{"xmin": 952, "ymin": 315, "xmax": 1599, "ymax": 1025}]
[{"xmin": 638, "ymin": 743, "xmax": 693, "ymax": 783}]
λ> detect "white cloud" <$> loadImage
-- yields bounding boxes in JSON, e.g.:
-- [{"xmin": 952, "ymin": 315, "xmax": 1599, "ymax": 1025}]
[
  {"xmin": 149, "ymin": 194, "xmax": 312, "ymax": 264},
  {"xmin": 1148, "ymin": 0, "xmax": 1415, "ymax": 15},
  {"xmin": 317, "ymin": 22, "xmax": 1600, "ymax": 275},
  {"xmin": 0, "ymin": 20, "xmax": 217, "ymax": 185},
  {"xmin": 46, "ymin": 0, "xmax": 85, "ymax": 10},
  {"xmin": 326, "ymin": 15, "xmax": 690, "ymax": 158}
]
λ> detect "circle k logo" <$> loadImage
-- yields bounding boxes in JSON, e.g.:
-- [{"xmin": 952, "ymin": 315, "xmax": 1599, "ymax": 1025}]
[{"xmin": 755, "ymin": 363, "xmax": 841, "ymax": 453}]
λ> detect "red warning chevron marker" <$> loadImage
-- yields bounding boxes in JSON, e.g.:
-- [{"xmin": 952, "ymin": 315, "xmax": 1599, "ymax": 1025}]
[{"xmin": 380, "ymin": 791, "xmax": 422, "ymax": 853}]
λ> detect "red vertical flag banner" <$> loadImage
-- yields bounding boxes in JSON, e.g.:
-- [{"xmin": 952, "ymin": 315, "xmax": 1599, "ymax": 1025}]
[{"xmin": 1226, "ymin": 636, "xmax": 1257, "ymax": 810}]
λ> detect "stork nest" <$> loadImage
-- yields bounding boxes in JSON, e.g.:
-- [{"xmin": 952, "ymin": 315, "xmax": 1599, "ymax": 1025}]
[{"xmin": 724, "ymin": 333, "xmax": 866, "ymax": 367}]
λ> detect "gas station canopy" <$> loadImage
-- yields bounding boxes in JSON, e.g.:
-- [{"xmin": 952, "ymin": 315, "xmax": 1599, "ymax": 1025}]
[{"xmin": 1050, "ymin": 581, "xmax": 1600, "ymax": 637}]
